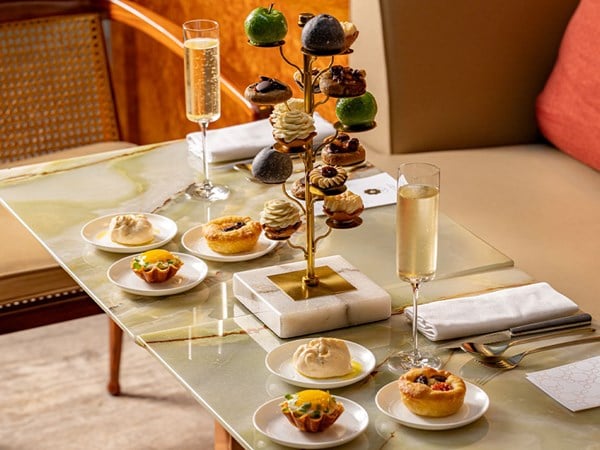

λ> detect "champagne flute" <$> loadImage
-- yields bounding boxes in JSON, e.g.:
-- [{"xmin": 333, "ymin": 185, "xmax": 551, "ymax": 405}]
[
  {"xmin": 183, "ymin": 19, "xmax": 229, "ymax": 201},
  {"xmin": 388, "ymin": 162, "xmax": 442, "ymax": 371}
]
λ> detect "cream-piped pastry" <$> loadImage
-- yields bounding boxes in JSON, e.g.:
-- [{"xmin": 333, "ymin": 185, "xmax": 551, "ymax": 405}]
[
  {"xmin": 260, "ymin": 199, "xmax": 302, "ymax": 240},
  {"xmin": 269, "ymin": 98, "xmax": 305, "ymax": 125},
  {"xmin": 308, "ymin": 165, "xmax": 347, "ymax": 193},
  {"xmin": 109, "ymin": 214, "xmax": 154, "ymax": 245},
  {"xmin": 323, "ymin": 190, "xmax": 364, "ymax": 222},
  {"xmin": 272, "ymin": 109, "xmax": 316, "ymax": 147},
  {"xmin": 293, "ymin": 337, "xmax": 352, "ymax": 378}
]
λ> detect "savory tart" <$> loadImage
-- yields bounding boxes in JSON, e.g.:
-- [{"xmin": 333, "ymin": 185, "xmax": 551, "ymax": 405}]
[
  {"xmin": 280, "ymin": 389, "xmax": 344, "ymax": 432},
  {"xmin": 130, "ymin": 249, "xmax": 183, "ymax": 283}
]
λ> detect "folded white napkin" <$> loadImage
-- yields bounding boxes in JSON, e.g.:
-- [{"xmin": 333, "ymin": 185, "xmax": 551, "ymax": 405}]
[
  {"xmin": 405, "ymin": 282, "xmax": 579, "ymax": 341},
  {"xmin": 187, "ymin": 113, "xmax": 336, "ymax": 163}
]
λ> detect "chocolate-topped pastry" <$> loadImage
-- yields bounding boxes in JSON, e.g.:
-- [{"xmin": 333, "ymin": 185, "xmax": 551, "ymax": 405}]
[
  {"xmin": 308, "ymin": 165, "xmax": 348, "ymax": 194},
  {"xmin": 244, "ymin": 76, "xmax": 293, "ymax": 105},
  {"xmin": 319, "ymin": 65, "xmax": 366, "ymax": 98},
  {"xmin": 321, "ymin": 133, "xmax": 366, "ymax": 166},
  {"xmin": 301, "ymin": 14, "xmax": 345, "ymax": 54}
]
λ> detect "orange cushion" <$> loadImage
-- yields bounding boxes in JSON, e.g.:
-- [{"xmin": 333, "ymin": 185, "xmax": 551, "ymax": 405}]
[{"xmin": 536, "ymin": 0, "xmax": 600, "ymax": 171}]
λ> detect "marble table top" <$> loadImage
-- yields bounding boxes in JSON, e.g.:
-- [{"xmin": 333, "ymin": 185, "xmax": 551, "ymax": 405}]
[{"xmin": 1, "ymin": 140, "xmax": 598, "ymax": 449}]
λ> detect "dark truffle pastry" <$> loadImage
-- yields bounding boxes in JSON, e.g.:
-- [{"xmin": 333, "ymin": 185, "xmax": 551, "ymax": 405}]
[
  {"xmin": 251, "ymin": 146, "xmax": 293, "ymax": 184},
  {"xmin": 301, "ymin": 14, "xmax": 345, "ymax": 54},
  {"xmin": 321, "ymin": 133, "xmax": 366, "ymax": 166},
  {"xmin": 244, "ymin": 76, "xmax": 292, "ymax": 105},
  {"xmin": 319, "ymin": 65, "xmax": 366, "ymax": 98}
]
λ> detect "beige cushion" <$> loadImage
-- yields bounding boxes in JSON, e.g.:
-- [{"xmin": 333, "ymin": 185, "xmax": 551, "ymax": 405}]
[
  {"xmin": 368, "ymin": 144, "xmax": 600, "ymax": 318},
  {"xmin": 0, "ymin": 141, "xmax": 133, "ymax": 305}
]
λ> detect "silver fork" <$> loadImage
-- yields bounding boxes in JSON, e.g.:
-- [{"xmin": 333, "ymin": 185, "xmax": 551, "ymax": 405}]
[{"xmin": 475, "ymin": 335, "xmax": 600, "ymax": 369}]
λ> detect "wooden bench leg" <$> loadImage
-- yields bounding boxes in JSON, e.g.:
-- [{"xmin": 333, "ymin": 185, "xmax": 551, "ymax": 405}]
[
  {"xmin": 214, "ymin": 420, "xmax": 244, "ymax": 450},
  {"xmin": 107, "ymin": 317, "xmax": 123, "ymax": 396}
]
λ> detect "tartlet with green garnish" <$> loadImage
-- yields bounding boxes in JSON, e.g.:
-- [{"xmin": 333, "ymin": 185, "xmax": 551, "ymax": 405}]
[
  {"xmin": 280, "ymin": 389, "xmax": 344, "ymax": 432},
  {"xmin": 131, "ymin": 249, "xmax": 183, "ymax": 283}
]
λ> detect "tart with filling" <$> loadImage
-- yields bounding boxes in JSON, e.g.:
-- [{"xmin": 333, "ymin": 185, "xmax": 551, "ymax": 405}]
[
  {"xmin": 202, "ymin": 215, "xmax": 261, "ymax": 254},
  {"xmin": 131, "ymin": 249, "xmax": 183, "ymax": 283},
  {"xmin": 397, "ymin": 367, "xmax": 466, "ymax": 417},
  {"xmin": 280, "ymin": 389, "xmax": 344, "ymax": 432}
]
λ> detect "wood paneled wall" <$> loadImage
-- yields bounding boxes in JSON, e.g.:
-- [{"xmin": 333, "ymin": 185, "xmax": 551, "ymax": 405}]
[{"xmin": 110, "ymin": 0, "xmax": 349, "ymax": 144}]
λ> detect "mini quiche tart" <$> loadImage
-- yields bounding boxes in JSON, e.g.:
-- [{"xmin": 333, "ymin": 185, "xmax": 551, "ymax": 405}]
[
  {"xmin": 280, "ymin": 389, "xmax": 344, "ymax": 432},
  {"xmin": 397, "ymin": 367, "xmax": 466, "ymax": 417},
  {"xmin": 130, "ymin": 249, "xmax": 183, "ymax": 283}
]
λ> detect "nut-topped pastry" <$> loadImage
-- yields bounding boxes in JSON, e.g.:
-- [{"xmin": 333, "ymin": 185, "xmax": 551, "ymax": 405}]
[
  {"xmin": 131, "ymin": 249, "xmax": 183, "ymax": 283},
  {"xmin": 244, "ymin": 76, "xmax": 292, "ymax": 105},
  {"xmin": 398, "ymin": 368, "xmax": 467, "ymax": 417},
  {"xmin": 321, "ymin": 133, "xmax": 366, "ymax": 166},
  {"xmin": 202, "ymin": 215, "xmax": 261, "ymax": 254},
  {"xmin": 319, "ymin": 65, "xmax": 366, "ymax": 98},
  {"xmin": 260, "ymin": 199, "xmax": 302, "ymax": 240},
  {"xmin": 280, "ymin": 389, "xmax": 345, "ymax": 432},
  {"xmin": 109, "ymin": 214, "xmax": 154, "ymax": 245},
  {"xmin": 272, "ymin": 109, "xmax": 317, "ymax": 148},
  {"xmin": 323, "ymin": 190, "xmax": 364, "ymax": 223},
  {"xmin": 293, "ymin": 337, "xmax": 353, "ymax": 378},
  {"xmin": 308, "ymin": 165, "xmax": 348, "ymax": 194}
]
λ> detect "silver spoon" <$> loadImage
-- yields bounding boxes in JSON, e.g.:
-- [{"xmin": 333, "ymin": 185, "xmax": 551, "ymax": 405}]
[
  {"xmin": 473, "ymin": 335, "xmax": 600, "ymax": 369},
  {"xmin": 461, "ymin": 327, "xmax": 595, "ymax": 357}
]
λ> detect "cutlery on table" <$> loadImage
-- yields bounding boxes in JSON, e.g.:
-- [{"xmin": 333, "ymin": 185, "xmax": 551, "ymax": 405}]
[
  {"xmin": 439, "ymin": 313, "xmax": 592, "ymax": 349},
  {"xmin": 460, "ymin": 327, "xmax": 595, "ymax": 357},
  {"xmin": 473, "ymin": 335, "xmax": 600, "ymax": 369}
]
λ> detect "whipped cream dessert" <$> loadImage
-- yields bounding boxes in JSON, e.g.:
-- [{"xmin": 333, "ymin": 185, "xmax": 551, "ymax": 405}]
[
  {"xmin": 272, "ymin": 109, "xmax": 316, "ymax": 144},
  {"xmin": 270, "ymin": 98, "xmax": 305, "ymax": 123},
  {"xmin": 293, "ymin": 337, "xmax": 353, "ymax": 378},
  {"xmin": 324, "ymin": 190, "xmax": 363, "ymax": 214},
  {"xmin": 109, "ymin": 214, "xmax": 154, "ymax": 245},
  {"xmin": 260, "ymin": 199, "xmax": 301, "ymax": 229}
]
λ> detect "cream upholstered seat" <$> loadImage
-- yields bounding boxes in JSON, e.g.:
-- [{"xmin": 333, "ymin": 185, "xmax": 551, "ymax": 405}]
[{"xmin": 350, "ymin": 0, "xmax": 599, "ymax": 316}]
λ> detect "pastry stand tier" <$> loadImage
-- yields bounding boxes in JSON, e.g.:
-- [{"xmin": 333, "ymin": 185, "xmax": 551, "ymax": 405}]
[{"xmin": 233, "ymin": 12, "xmax": 389, "ymax": 338}]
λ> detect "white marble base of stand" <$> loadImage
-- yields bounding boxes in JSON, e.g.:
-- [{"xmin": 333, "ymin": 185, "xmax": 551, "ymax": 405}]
[{"xmin": 232, "ymin": 255, "xmax": 391, "ymax": 338}]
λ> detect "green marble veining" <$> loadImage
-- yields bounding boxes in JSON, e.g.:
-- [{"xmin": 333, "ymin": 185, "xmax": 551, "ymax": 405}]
[{"xmin": 2, "ymin": 140, "xmax": 597, "ymax": 449}]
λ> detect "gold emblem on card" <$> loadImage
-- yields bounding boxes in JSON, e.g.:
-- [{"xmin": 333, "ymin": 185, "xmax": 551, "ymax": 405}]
[{"xmin": 268, "ymin": 265, "xmax": 356, "ymax": 301}]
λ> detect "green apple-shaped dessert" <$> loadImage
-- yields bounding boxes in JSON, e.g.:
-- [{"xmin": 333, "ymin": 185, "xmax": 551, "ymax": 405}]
[
  {"xmin": 301, "ymin": 14, "xmax": 345, "ymax": 54},
  {"xmin": 244, "ymin": 4, "xmax": 288, "ymax": 45},
  {"xmin": 335, "ymin": 92, "xmax": 378, "ymax": 128}
]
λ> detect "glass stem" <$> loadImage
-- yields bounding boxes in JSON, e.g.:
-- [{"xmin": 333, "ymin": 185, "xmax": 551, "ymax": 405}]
[
  {"xmin": 411, "ymin": 282, "xmax": 420, "ymax": 358},
  {"xmin": 200, "ymin": 120, "xmax": 211, "ymax": 187}
]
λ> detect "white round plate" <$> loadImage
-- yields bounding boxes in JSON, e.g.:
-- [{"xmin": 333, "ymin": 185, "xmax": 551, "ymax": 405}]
[
  {"xmin": 107, "ymin": 252, "xmax": 208, "ymax": 296},
  {"xmin": 253, "ymin": 396, "xmax": 368, "ymax": 449},
  {"xmin": 265, "ymin": 338, "xmax": 376, "ymax": 389},
  {"xmin": 181, "ymin": 224, "xmax": 277, "ymax": 262},
  {"xmin": 375, "ymin": 380, "xmax": 489, "ymax": 430},
  {"xmin": 81, "ymin": 213, "xmax": 177, "ymax": 253}
]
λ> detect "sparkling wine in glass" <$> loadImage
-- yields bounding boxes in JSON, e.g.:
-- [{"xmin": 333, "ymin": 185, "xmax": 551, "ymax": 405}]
[
  {"xmin": 183, "ymin": 19, "xmax": 229, "ymax": 201},
  {"xmin": 388, "ymin": 162, "xmax": 442, "ymax": 371}
]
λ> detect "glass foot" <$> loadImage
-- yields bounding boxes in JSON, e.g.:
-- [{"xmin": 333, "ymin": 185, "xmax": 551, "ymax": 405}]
[
  {"xmin": 186, "ymin": 182, "xmax": 230, "ymax": 201},
  {"xmin": 388, "ymin": 350, "xmax": 442, "ymax": 374}
]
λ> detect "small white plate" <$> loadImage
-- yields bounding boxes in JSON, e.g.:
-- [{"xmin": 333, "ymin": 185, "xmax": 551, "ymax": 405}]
[
  {"xmin": 265, "ymin": 338, "xmax": 376, "ymax": 389},
  {"xmin": 375, "ymin": 380, "xmax": 489, "ymax": 430},
  {"xmin": 107, "ymin": 252, "xmax": 208, "ymax": 296},
  {"xmin": 81, "ymin": 213, "xmax": 177, "ymax": 253},
  {"xmin": 253, "ymin": 396, "xmax": 368, "ymax": 449},
  {"xmin": 181, "ymin": 224, "xmax": 277, "ymax": 262}
]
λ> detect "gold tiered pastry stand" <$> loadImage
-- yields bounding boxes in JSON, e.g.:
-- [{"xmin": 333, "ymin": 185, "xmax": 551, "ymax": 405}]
[{"xmin": 248, "ymin": 12, "xmax": 375, "ymax": 300}]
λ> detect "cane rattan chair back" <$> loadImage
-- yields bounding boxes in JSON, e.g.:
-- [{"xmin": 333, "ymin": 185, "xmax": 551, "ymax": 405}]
[{"xmin": 0, "ymin": 13, "xmax": 120, "ymax": 163}]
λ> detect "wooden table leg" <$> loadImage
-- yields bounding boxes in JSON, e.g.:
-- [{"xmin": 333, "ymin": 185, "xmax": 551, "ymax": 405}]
[
  {"xmin": 107, "ymin": 317, "xmax": 123, "ymax": 396},
  {"xmin": 214, "ymin": 420, "xmax": 244, "ymax": 450}
]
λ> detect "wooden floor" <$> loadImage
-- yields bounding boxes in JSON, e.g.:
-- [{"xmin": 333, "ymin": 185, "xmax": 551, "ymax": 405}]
[{"xmin": 0, "ymin": 315, "xmax": 213, "ymax": 449}]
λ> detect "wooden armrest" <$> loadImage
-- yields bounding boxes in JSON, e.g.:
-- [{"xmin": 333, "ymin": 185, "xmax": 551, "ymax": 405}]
[{"xmin": 103, "ymin": 0, "xmax": 262, "ymax": 120}]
